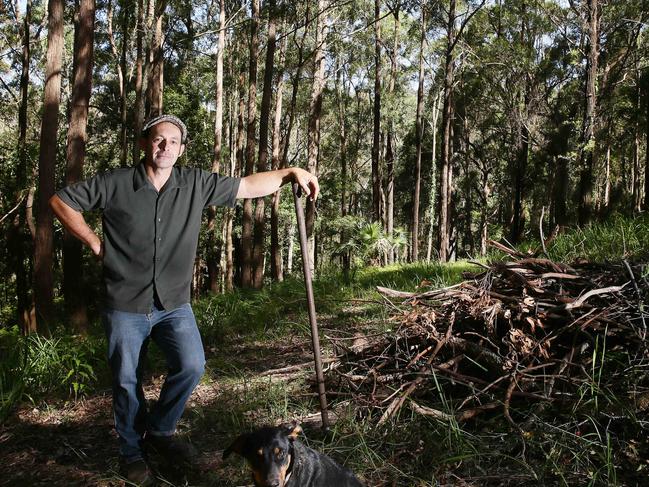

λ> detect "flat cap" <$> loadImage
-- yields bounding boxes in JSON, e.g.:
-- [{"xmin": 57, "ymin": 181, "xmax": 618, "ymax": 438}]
[{"xmin": 142, "ymin": 114, "xmax": 188, "ymax": 143}]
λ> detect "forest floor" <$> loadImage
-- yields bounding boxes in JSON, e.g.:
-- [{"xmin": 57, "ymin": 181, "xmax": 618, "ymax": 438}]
[
  {"xmin": 0, "ymin": 323, "xmax": 331, "ymax": 486},
  {"xmin": 0, "ymin": 276, "xmax": 393, "ymax": 486},
  {"xmin": 1, "ymin": 258, "xmax": 648, "ymax": 486}
]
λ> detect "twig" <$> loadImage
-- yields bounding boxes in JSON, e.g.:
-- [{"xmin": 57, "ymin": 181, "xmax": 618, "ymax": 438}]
[
  {"xmin": 539, "ymin": 206, "xmax": 548, "ymax": 257},
  {"xmin": 563, "ymin": 284, "xmax": 627, "ymax": 310},
  {"xmin": 258, "ymin": 358, "xmax": 337, "ymax": 377},
  {"xmin": 377, "ymin": 317, "xmax": 455, "ymax": 425},
  {"xmin": 0, "ymin": 193, "xmax": 26, "ymax": 225}
]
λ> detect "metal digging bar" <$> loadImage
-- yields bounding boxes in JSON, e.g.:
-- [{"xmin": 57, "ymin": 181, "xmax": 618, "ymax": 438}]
[{"xmin": 292, "ymin": 182, "xmax": 329, "ymax": 430}]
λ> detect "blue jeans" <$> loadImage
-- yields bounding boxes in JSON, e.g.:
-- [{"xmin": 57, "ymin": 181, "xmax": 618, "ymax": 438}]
[{"xmin": 102, "ymin": 303, "xmax": 205, "ymax": 462}]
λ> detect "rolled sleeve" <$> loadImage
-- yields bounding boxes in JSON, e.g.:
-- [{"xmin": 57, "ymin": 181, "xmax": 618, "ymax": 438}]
[{"xmin": 56, "ymin": 173, "xmax": 107, "ymax": 211}]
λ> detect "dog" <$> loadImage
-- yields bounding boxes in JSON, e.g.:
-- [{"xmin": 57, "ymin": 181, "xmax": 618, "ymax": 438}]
[{"xmin": 223, "ymin": 423, "xmax": 364, "ymax": 487}]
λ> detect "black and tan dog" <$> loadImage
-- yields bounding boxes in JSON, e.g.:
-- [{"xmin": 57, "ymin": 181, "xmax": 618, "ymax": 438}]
[{"xmin": 223, "ymin": 423, "xmax": 363, "ymax": 487}]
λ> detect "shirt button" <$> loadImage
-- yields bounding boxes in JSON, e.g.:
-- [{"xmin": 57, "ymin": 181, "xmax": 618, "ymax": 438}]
[{"xmin": 157, "ymin": 218, "xmax": 161, "ymax": 222}]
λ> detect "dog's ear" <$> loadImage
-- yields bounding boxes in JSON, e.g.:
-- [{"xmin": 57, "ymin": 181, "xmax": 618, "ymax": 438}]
[
  {"xmin": 285, "ymin": 422, "xmax": 302, "ymax": 441},
  {"xmin": 223, "ymin": 433, "xmax": 248, "ymax": 460}
]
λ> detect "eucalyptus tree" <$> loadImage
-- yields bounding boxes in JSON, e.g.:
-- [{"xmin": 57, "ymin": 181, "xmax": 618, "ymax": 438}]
[
  {"xmin": 435, "ymin": 0, "xmax": 485, "ymax": 261},
  {"xmin": 241, "ymin": 0, "xmax": 260, "ymax": 288},
  {"xmin": 252, "ymin": 0, "xmax": 278, "ymax": 289},
  {"xmin": 63, "ymin": 0, "xmax": 96, "ymax": 333},
  {"xmin": 34, "ymin": 0, "xmax": 65, "ymax": 334},
  {"xmin": 7, "ymin": 0, "xmax": 36, "ymax": 332},
  {"xmin": 306, "ymin": 0, "xmax": 329, "ymax": 273},
  {"xmin": 575, "ymin": 0, "xmax": 599, "ymax": 225}
]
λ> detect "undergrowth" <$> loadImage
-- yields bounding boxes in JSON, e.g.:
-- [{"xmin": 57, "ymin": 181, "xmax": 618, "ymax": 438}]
[{"xmin": 1, "ymin": 215, "xmax": 647, "ymax": 485}]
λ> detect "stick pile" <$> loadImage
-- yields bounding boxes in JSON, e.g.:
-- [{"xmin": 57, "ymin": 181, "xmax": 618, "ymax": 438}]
[{"xmin": 328, "ymin": 253, "xmax": 649, "ymax": 427}]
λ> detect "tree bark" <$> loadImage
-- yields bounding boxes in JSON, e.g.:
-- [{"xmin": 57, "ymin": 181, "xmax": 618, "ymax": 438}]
[
  {"xmin": 270, "ymin": 26, "xmax": 286, "ymax": 282},
  {"xmin": 252, "ymin": 0, "xmax": 277, "ymax": 289},
  {"xmin": 147, "ymin": 0, "xmax": 165, "ymax": 117},
  {"xmin": 632, "ymin": 71, "xmax": 642, "ymax": 213},
  {"xmin": 412, "ymin": 8, "xmax": 425, "ymax": 262},
  {"xmin": 35, "ymin": 0, "xmax": 65, "ymax": 335},
  {"xmin": 306, "ymin": 0, "xmax": 328, "ymax": 274},
  {"xmin": 11, "ymin": 0, "xmax": 34, "ymax": 334},
  {"xmin": 645, "ymin": 70, "xmax": 649, "ymax": 212},
  {"xmin": 510, "ymin": 89, "xmax": 530, "ymax": 244},
  {"xmin": 63, "ymin": 0, "xmax": 95, "ymax": 334},
  {"xmin": 577, "ymin": 0, "xmax": 598, "ymax": 225},
  {"xmin": 426, "ymin": 90, "xmax": 441, "ymax": 262},
  {"xmin": 132, "ymin": 0, "xmax": 146, "ymax": 164},
  {"xmin": 438, "ymin": 0, "xmax": 456, "ymax": 262},
  {"xmin": 276, "ymin": 17, "xmax": 307, "ymax": 280},
  {"xmin": 107, "ymin": 0, "xmax": 129, "ymax": 167},
  {"xmin": 207, "ymin": 0, "xmax": 226, "ymax": 294},
  {"xmin": 231, "ymin": 67, "xmax": 247, "ymax": 289},
  {"xmin": 119, "ymin": 0, "xmax": 130, "ymax": 166},
  {"xmin": 371, "ymin": 0, "xmax": 382, "ymax": 224},
  {"xmin": 335, "ymin": 58, "xmax": 350, "ymax": 277},
  {"xmin": 385, "ymin": 5, "xmax": 399, "ymax": 263},
  {"xmin": 241, "ymin": 0, "xmax": 259, "ymax": 288}
]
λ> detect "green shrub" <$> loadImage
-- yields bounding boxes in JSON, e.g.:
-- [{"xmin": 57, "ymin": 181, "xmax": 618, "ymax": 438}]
[{"xmin": 0, "ymin": 327, "xmax": 103, "ymax": 421}]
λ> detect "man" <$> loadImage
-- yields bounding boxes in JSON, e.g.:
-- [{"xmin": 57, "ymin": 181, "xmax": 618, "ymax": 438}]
[{"xmin": 50, "ymin": 114, "xmax": 319, "ymax": 484}]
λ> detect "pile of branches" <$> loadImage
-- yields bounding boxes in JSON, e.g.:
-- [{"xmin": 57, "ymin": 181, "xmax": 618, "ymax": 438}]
[{"xmin": 328, "ymin": 248, "xmax": 649, "ymax": 427}]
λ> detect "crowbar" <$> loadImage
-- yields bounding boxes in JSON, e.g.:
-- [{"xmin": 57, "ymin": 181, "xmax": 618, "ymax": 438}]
[{"xmin": 292, "ymin": 182, "xmax": 329, "ymax": 429}]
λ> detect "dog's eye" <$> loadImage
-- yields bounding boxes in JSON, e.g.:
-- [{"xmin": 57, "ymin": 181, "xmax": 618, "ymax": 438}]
[{"xmin": 276, "ymin": 450, "xmax": 285, "ymax": 459}]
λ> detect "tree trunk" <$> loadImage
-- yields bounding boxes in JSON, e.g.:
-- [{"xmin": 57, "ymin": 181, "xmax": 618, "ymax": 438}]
[
  {"xmin": 252, "ymin": 0, "xmax": 277, "ymax": 289},
  {"xmin": 645, "ymin": 70, "xmax": 649, "ymax": 212},
  {"xmin": 119, "ymin": 1, "xmax": 130, "ymax": 166},
  {"xmin": 207, "ymin": 0, "xmax": 226, "ymax": 294},
  {"xmin": 577, "ymin": 0, "xmax": 598, "ymax": 225},
  {"xmin": 35, "ymin": 0, "xmax": 65, "ymax": 335},
  {"xmin": 286, "ymin": 220, "xmax": 295, "ymax": 275},
  {"xmin": 479, "ymin": 167, "xmax": 491, "ymax": 256},
  {"xmin": 385, "ymin": 5, "xmax": 399, "ymax": 264},
  {"xmin": 276, "ymin": 19, "xmax": 307, "ymax": 280},
  {"xmin": 510, "ymin": 90, "xmax": 530, "ymax": 244},
  {"xmin": 147, "ymin": 0, "xmax": 165, "ymax": 117},
  {"xmin": 632, "ymin": 72, "xmax": 642, "ymax": 213},
  {"xmin": 132, "ymin": 0, "xmax": 146, "ymax": 163},
  {"xmin": 231, "ymin": 68, "xmax": 247, "ymax": 289},
  {"xmin": 107, "ymin": 0, "xmax": 129, "ymax": 167},
  {"xmin": 335, "ymin": 59, "xmax": 350, "ymax": 277},
  {"xmin": 371, "ymin": 0, "xmax": 382, "ymax": 224},
  {"xmin": 412, "ymin": 8, "xmax": 425, "ymax": 262},
  {"xmin": 63, "ymin": 0, "xmax": 95, "ymax": 334},
  {"xmin": 270, "ymin": 27, "xmax": 286, "ymax": 282},
  {"xmin": 11, "ymin": 0, "xmax": 34, "ymax": 334},
  {"xmin": 241, "ymin": 0, "xmax": 259, "ymax": 288},
  {"xmin": 426, "ymin": 91, "xmax": 441, "ymax": 262},
  {"xmin": 306, "ymin": 0, "xmax": 328, "ymax": 274},
  {"xmin": 438, "ymin": 0, "xmax": 456, "ymax": 262}
]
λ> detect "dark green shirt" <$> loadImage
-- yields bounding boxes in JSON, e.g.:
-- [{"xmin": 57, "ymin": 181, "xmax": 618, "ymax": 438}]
[{"xmin": 56, "ymin": 163, "xmax": 241, "ymax": 313}]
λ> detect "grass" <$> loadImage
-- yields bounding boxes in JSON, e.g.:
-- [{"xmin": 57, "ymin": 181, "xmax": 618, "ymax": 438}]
[
  {"xmin": 509, "ymin": 214, "xmax": 649, "ymax": 263},
  {"xmin": 2, "ymin": 215, "xmax": 648, "ymax": 485}
]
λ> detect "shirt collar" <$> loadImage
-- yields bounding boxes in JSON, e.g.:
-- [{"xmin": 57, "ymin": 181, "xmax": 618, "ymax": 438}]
[{"xmin": 133, "ymin": 161, "xmax": 187, "ymax": 192}]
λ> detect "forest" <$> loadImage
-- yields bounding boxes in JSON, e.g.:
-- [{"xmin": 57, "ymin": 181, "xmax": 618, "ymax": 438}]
[{"xmin": 1, "ymin": 0, "xmax": 649, "ymax": 485}]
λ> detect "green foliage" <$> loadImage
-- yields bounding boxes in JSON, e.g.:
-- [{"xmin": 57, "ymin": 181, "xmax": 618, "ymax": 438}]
[
  {"xmin": 0, "ymin": 327, "xmax": 102, "ymax": 421},
  {"xmin": 547, "ymin": 215, "xmax": 649, "ymax": 262},
  {"xmin": 335, "ymin": 220, "xmax": 410, "ymax": 268}
]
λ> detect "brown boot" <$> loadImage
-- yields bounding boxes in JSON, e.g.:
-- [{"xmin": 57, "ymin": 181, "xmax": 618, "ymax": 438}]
[{"xmin": 121, "ymin": 458, "xmax": 154, "ymax": 485}]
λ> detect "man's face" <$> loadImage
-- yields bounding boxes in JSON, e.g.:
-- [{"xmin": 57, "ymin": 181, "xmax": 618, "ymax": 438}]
[{"xmin": 140, "ymin": 121, "xmax": 185, "ymax": 170}]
